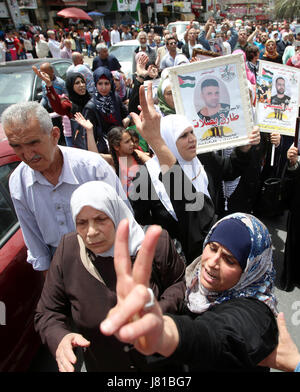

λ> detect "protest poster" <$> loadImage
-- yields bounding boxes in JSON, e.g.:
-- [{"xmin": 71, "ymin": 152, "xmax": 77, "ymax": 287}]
[
  {"xmin": 256, "ymin": 60, "xmax": 300, "ymax": 136},
  {"xmin": 144, "ymin": 78, "xmax": 160, "ymax": 104},
  {"xmin": 208, "ymin": 37, "xmax": 226, "ymax": 55},
  {"xmin": 168, "ymin": 53, "xmax": 253, "ymax": 154}
]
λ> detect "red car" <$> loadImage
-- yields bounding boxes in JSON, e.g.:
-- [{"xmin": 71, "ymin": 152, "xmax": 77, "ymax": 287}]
[{"xmin": 0, "ymin": 140, "xmax": 44, "ymax": 372}]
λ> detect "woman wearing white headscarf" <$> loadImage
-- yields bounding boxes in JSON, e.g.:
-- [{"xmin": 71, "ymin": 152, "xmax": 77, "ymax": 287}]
[
  {"xmin": 129, "ymin": 112, "xmax": 260, "ymax": 265},
  {"xmin": 34, "ymin": 181, "xmax": 186, "ymax": 372}
]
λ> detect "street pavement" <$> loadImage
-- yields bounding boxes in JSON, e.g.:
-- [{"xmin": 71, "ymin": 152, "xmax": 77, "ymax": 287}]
[{"xmin": 263, "ymin": 212, "xmax": 300, "ymax": 372}]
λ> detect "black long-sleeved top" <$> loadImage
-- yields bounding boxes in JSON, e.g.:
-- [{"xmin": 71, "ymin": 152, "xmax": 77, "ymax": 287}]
[
  {"xmin": 129, "ymin": 147, "xmax": 252, "ymax": 264},
  {"xmin": 168, "ymin": 297, "xmax": 278, "ymax": 371}
]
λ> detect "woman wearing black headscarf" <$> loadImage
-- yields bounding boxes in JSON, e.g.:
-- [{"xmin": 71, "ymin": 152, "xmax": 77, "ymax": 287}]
[
  {"xmin": 33, "ymin": 67, "xmax": 91, "ymax": 149},
  {"xmin": 33, "ymin": 67, "xmax": 90, "ymax": 118},
  {"xmin": 64, "ymin": 72, "xmax": 91, "ymax": 115},
  {"xmin": 82, "ymin": 66, "xmax": 131, "ymax": 153}
]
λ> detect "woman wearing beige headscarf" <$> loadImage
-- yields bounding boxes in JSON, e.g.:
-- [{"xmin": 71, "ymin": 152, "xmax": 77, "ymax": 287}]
[
  {"xmin": 262, "ymin": 39, "xmax": 282, "ymax": 63},
  {"xmin": 34, "ymin": 181, "xmax": 186, "ymax": 372}
]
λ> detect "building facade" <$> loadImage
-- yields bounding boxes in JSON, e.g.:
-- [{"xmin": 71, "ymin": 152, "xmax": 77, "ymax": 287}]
[{"xmin": 0, "ymin": 0, "xmax": 275, "ymax": 30}]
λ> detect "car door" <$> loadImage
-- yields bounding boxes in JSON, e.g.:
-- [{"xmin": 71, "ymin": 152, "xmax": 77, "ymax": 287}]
[{"xmin": 0, "ymin": 155, "xmax": 44, "ymax": 371}]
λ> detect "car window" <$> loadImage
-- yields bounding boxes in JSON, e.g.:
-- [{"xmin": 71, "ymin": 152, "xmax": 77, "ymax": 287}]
[
  {"xmin": 0, "ymin": 161, "xmax": 19, "ymax": 193},
  {"xmin": 0, "ymin": 72, "xmax": 33, "ymax": 115},
  {"xmin": 0, "ymin": 162, "xmax": 19, "ymax": 247},
  {"xmin": 109, "ymin": 45, "xmax": 137, "ymax": 62},
  {"xmin": 53, "ymin": 62, "xmax": 71, "ymax": 81},
  {"xmin": 34, "ymin": 76, "xmax": 43, "ymax": 101}
]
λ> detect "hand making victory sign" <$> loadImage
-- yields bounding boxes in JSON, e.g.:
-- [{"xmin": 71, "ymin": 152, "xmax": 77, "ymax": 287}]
[
  {"xmin": 100, "ymin": 219, "xmax": 179, "ymax": 357},
  {"xmin": 130, "ymin": 82, "xmax": 177, "ymax": 172}
]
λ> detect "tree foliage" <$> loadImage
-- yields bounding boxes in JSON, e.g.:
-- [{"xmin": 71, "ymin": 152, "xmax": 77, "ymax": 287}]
[{"xmin": 275, "ymin": 0, "xmax": 300, "ymax": 21}]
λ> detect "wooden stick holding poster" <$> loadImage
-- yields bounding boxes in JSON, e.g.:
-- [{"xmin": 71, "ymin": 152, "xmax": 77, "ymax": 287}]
[
  {"xmin": 256, "ymin": 60, "xmax": 300, "ymax": 136},
  {"xmin": 168, "ymin": 53, "xmax": 253, "ymax": 154}
]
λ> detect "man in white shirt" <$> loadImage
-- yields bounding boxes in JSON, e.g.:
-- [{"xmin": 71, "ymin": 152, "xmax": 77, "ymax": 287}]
[
  {"xmin": 182, "ymin": 28, "xmax": 199, "ymax": 59},
  {"xmin": 34, "ymin": 34, "xmax": 49, "ymax": 58},
  {"xmin": 160, "ymin": 36, "xmax": 186, "ymax": 70},
  {"xmin": 121, "ymin": 25, "xmax": 132, "ymax": 41},
  {"xmin": 132, "ymin": 31, "xmax": 157, "ymax": 74},
  {"xmin": 47, "ymin": 30, "xmax": 62, "ymax": 58},
  {"xmin": 110, "ymin": 25, "xmax": 121, "ymax": 46},
  {"xmin": 156, "ymin": 33, "xmax": 170, "ymax": 67},
  {"xmin": 2, "ymin": 102, "xmax": 129, "ymax": 275}
]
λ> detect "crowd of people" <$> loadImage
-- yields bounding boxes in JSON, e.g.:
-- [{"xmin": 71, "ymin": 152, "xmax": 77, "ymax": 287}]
[{"xmin": 2, "ymin": 16, "xmax": 300, "ymax": 373}]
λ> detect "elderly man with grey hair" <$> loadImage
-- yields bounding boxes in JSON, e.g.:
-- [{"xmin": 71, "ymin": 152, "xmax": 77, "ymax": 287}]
[
  {"xmin": 47, "ymin": 30, "xmax": 62, "ymax": 58},
  {"xmin": 92, "ymin": 43, "xmax": 121, "ymax": 72},
  {"xmin": 132, "ymin": 31, "xmax": 157, "ymax": 74},
  {"xmin": 2, "ymin": 102, "xmax": 130, "ymax": 276}
]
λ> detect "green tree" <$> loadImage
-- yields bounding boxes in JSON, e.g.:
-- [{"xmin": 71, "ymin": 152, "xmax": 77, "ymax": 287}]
[{"xmin": 275, "ymin": 0, "xmax": 300, "ymax": 21}]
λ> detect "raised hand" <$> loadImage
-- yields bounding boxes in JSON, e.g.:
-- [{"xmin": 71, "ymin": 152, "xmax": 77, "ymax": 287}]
[
  {"xmin": 130, "ymin": 82, "xmax": 162, "ymax": 147},
  {"xmin": 32, "ymin": 65, "xmax": 52, "ymax": 87},
  {"xmin": 239, "ymin": 126, "xmax": 261, "ymax": 152},
  {"xmin": 248, "ymin": 126, "xmax": 261, "ymax": 146},
  {"xmin": 287, "ymin": 145, "xmax": 298, "ymax": 167},
  {"xmin": 258, "ymin": 312, "xmax": 300, "ymax": 371},
  {"xmin": 100, "ymin": 220, "xmax": 177, "ymax": 356},
  {"xmin": 270, "ymin": 132, "xmax": 281, "ymax": 147},
  {"xmin": 74, "ymin": 112, "xmax": 93, "ymax": 133},
  {"xmin": 136, "ymin": 52, "xmax": 149, "ymax": 79}
]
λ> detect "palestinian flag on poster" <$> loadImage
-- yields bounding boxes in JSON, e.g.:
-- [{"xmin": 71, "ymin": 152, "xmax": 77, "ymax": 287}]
[
  {"xmin": 178, "ymin": 75, "xmax": 196, "ymax": 88},
  {"xmin": 262, "ymin": 68, "xmax": 274, "ymax": 82}
]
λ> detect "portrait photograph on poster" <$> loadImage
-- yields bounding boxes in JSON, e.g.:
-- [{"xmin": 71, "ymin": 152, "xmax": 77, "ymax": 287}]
[
  {"xmin": 208, "ymin": 37, "xmax": 226, "ymax": 55},
  {"xmin": 256, "ymin": 60, "xmax": 300, "ymax": 136},
  {"xmin": 168, "ymin": 53, "xmax": 253, "ymax": 154}
]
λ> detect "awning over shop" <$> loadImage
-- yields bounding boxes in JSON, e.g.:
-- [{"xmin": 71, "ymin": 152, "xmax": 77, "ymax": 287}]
[{"xmin": 57, "ymin": 7, "xmax": 92, "ymax": 20}]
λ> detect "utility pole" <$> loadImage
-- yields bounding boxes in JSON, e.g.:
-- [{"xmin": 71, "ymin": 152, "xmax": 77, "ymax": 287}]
[
  {"xmin": 154, "ymin": 0, "xmax": 158, "ymax": 24},
  {"xmin": 5, "ymin": 0, "xmax": 22, "ymax": 29}
]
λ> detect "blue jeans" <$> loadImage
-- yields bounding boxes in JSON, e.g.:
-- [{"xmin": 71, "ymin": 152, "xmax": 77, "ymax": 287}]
[
  {"xmin": 18, "ymin": 51, "xmax": 27, "ymax": 60},
  {"xmin": 75, "ymin": 41, "xmax": 82, "ymax": 53},
  {"xmin": 87, "ymin": 44, "xmax": 92, "ymax": 57},
  {"xmin": 64, "ymin": 136, "xmax": 73, "ymax": 147}
]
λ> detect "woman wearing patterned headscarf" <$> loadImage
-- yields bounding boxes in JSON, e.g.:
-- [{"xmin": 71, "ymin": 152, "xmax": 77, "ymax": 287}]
[
  {"xmin": 82, "ymin": 66, "xmax": 131, "ymax": 153},
  {"xmin": 111, "ymin": 70, "xmax": 132, "ymax": 104},
  {"xmin": 100, "ymin": 213, "xmax": 279, "ymax": 372}
]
